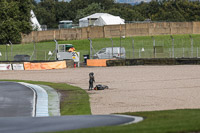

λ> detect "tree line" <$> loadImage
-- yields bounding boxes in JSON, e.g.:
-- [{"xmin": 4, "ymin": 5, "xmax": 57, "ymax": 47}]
[
  {"xmin": 33, "ymin": 0, "xmax": 200, "ymax": 29},
  {"xmin": 1, "ymin": 0, "xmax": 200, "ymax": 44},
  {"xmin": 0, "ymin": 0, "xmax": 32, "ymax": 44}
]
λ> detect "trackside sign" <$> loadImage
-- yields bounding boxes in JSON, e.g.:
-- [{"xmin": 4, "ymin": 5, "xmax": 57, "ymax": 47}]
[
  {"xmin": 0, "ymin": 64, "xmax": 12, "ymax": 70},
  {"xmin": 72, "ymin": 52, "xmax": 80, "ymax": 62},
  {"xmin": 12, "ymin": 64, "xmax": 24, "ymax": 70}
]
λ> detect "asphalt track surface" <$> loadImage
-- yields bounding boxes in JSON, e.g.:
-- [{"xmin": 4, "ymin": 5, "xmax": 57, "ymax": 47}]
[
  {"xmin": 0, "ymin": 81, "xmax": 142, "ymax": 133},
  {"xmin": 0, "ymin": 81, "xmax": 34, "ymax": 117},
  {"xmin": 0, "ymin": 115, "xmax": 139, "ymax": 133}
]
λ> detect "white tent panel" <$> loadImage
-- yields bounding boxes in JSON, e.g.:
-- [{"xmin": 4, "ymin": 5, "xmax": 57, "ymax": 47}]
[
  {"xmin": 79, "ymin": 13, "xmax": 108, "ymax": 22},
  {"xmin": 30, "ymin": 10, "xmax": 42, "ymax": 31},
  {"xmin": 79, "ymin": 20, "xmax": 89, "ymax": 28},
  {"xmin": 79, "ymin": 13, "xmax": 123, "ymax": 27},
  {"xmin": 94, "ymin": 14, "xmax": 125, "ymax": 26},
  {"xmin": 79, "ymin": 13, "xmax": 106, "ymax": 27}
]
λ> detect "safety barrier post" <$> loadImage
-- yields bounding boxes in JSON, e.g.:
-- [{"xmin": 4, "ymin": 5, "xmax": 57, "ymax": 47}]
[
  {"xmin": 170, "ymin": 35, "xmax": 174, "ymax": 58},
  {"xmin": 110, "ymin": 38, "xmax": 113, "ymax": 59},
  {"xmin": 151, "ymin": 36, "xmax": 155, "ymax": 58},
  {"xmin": 88, "ymin": 38, "xmax": 92, "ymax": 59},
  {"xmin": 132, "ymin": 38, "xmax": 134, "ymax": 59},
  {"xmin": 189, "ymin": 35, "xmax": 193, "ymax": 58}
]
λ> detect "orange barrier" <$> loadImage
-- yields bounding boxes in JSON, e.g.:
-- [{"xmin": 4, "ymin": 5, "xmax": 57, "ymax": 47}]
[
  {"xmin": 87, "ymin": 59, "xmax": 109, "ymax": 67},
  {"xmin": 24, "ymin": 61, "xmax": 67, "ymax": 70}
]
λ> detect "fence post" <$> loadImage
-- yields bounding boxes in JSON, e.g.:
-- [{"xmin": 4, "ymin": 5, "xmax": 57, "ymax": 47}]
[
  {"xmin": 110, "ymin": 38, "xmax": 113, "ymax": 58},
  {"xmin": 33, "ymin": 40, "xmax": 36, "ymax": 60},
  {"xmin": 120, "ymin": 24, "xmax": 122, "ymax": 59},
  {"xmin": 189, "ymin": 35, "xmax": 193, "ymax": 58},
  {"xmin": 132, "ymin": 38, "xmax": 134, "ymax": 59},
  {"xmin": 9, "ymin": 41, "xmax": 13, "ymax": 60},
  {"xmin": 5, "ymin": 44, "xmax": 8, "ymax": 61},
  {"xmin": 88, "ymin": 38, "xmax": 92, "ymax": 59},
  {"xmin": 55, "ymin": 39, "xmax": 58, "ymax": 60},
  {"xmin": 151, "ymin": 36, "xmax": 155, "ymax": 58},
  {"xmin": 139, "ymin": 49, "xmax": 141, "ymax": 58},
  {"xmin": 170, "ymin": 35, "xmax": 174, "ymax": 58},
  {"xmin": 45, "ymin": 51, "xmax": 46, "ymax": 60}
]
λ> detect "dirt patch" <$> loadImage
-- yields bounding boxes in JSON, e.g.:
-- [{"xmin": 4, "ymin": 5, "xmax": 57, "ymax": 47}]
[{"xmin": 1, "ymin": 65, "xmax": 200, "ymax": 114}]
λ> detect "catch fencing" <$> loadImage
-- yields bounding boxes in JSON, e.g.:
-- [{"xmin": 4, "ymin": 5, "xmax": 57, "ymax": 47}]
[
  {"xmin": 1, "ymin": 35, "xmax": 200, "ymax": 62},
  {"xmin": 89, "ymin": 35, "xmax": 200, "ymax": 60}
]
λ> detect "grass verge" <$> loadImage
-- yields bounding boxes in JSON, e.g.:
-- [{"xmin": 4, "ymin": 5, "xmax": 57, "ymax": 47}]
[
  {"xmin": 0, "ymin": 80, "xmax": 91, "ymax": 115},
  {"xmin": 56, "ymin": 109, "xmax": 200, "ymax": 133},
  {"xmin": 1, "ymin": 80, "xmax": 200, "ymax": 132}
]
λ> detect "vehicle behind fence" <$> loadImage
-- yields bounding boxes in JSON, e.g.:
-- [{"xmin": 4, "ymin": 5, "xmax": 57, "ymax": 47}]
[{"xmin": 89, "ymin": 36, "xmax": 200, "ymax": 59}]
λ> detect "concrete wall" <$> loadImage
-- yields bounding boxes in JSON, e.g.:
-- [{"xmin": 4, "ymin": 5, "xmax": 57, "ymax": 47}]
[
  {"xmin": 22, "ymin": 22, "xmax": 200, "ymax": 43},
  {"xmin": 106, "ymin": 58, "xmax": 200, "ymax": 66}
]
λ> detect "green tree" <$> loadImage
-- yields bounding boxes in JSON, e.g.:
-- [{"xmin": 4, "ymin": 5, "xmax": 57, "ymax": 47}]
[
  {"xmin": 35, "ymin": 0, "xmax": 56, "ymax": 28},
  {"xmin": 33, "ymin": 0, "xmax": 200, "ymax": 30},
  {"xmin": 55, "ymin": 1, "xmax": 70, "ymax": 21},
  {"xmin": 0, "ymin": 0, "xmax": 32, "ymax": 44},
  {"xmin": 88, "ymin": 0, "xmax": 115, "ymax": 10},
  {"xmin": 74, "ymin": 3, "xmax": 104, "ymax": 23},
  {"xmin": 16, "ymin": 0, "xmax": 32, "ymax": 34},
  {"xmin": 133, "ymin": 1, "xmax": 149, "ymax": 19},
  {"xmin": 35, "ymin": 0, "xmax": 70, "ymax": 28},
  {"xmin": 151, "ymin": 0, "xmax": 185, "ymax": 21},
  {"xmin": 107, "ymin": 3, "xmax": 144, "ymax": 21}
]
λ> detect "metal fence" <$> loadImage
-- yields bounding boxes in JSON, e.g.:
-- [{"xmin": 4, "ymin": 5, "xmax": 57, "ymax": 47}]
[
  {"xmin": 1, "ymin": 36, "xmax": 200, "ymax": 62},
  {"xmin": 0, "ymin": 50, "xmax": 56, "ymax": 61},
  {"xmin": 89, "ymin": 36, "xmax": 200, "ymax": 59}
]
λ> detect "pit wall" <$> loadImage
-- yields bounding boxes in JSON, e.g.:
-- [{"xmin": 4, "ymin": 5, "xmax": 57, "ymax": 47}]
[{"xmin": 22, "ymin": 22, "xmax": 200, "ymax": 43}]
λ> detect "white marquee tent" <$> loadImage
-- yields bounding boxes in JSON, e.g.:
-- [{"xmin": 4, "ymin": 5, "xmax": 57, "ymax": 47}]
[
  {"xmin": 94, "ymin": 14, "xmax": 125, "ymax": 26},
  {"xmin": 79, "ymin": 13, "xmax": 124, "ymax": 27},
  {"xmin": 30, "ymin": 10, "xmax": 42, "ymax": 31}
]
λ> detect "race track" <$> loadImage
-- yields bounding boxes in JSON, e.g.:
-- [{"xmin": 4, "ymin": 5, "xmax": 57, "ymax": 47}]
[
  {"xmin": 0, "ymin": 115, "xmax": 142, "ymax": 133},
  {"xmin": 0, "ymin": 81, "xmax": 143, "ymax": 133},
  {"xmin": 0, "ymin": 81, "xmax": 34, "ymax": 117}
]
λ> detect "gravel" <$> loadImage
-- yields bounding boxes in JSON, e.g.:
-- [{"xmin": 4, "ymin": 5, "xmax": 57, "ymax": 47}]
[{"xmin": 1, "ymin": 65, "xmax": 200, "ymax": 115}]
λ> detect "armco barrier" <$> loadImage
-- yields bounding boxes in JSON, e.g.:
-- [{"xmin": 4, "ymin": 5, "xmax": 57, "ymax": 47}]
[
  {"xmin": 24, "ymin": 61, "xmax": 67, "ymax": 70},
  {"xmin": 87, "ymin": 59, "xmax": 109, "ymax": 67},
  {"xmin": 106, "ymin": 58, "xmax": 200, "ymax": 66}
]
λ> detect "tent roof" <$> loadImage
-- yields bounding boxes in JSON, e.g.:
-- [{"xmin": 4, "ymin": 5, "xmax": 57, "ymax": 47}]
[
  {"xmin": 79, "ymin": 13, "xmax": 114, "ymax": 21},
  {"xmin": 99, "ymin": 14, "xmax": 125, "ymax": 25},
  {"xmin": 30, "ymin": 10, "xmax": 42, "ymax": 31}
]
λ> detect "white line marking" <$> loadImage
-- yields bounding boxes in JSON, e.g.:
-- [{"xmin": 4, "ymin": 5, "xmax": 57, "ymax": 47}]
[
  {"xmin": 19, "ymin": 82, "xmax": 49, "ymax": 117},
  {"xmin": 18, "ymin": 82, "xmax": 36, "ymax": 117},
  {"xmin": 113, "ymin": 114, "xmax": 143, "ymax": 125}
]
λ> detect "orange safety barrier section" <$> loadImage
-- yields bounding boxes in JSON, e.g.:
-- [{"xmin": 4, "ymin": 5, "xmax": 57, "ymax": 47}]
[
  {"xmin": 24, "ymin": 61, "xmax": 67, "ymax": 70},
  {"xmin": 87, "ymin": 59, "xmax": 109, "ymax": 67}
]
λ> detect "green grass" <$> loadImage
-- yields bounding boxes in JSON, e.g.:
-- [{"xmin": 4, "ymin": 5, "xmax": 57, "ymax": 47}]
[
  {"xmin": 55, "ymin": 109, "xmax": 200, "ymax": 133},
  {"xmin": 1, "ymin": 80, "xmax": 200, "ymax": 132},
  {"xmin": 0, "ymin": 80, "xmax": 91, "ymax": 115},
  {"xmin": 1, "ymin": 34, "xmax": 200, "ymax": 61}
]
